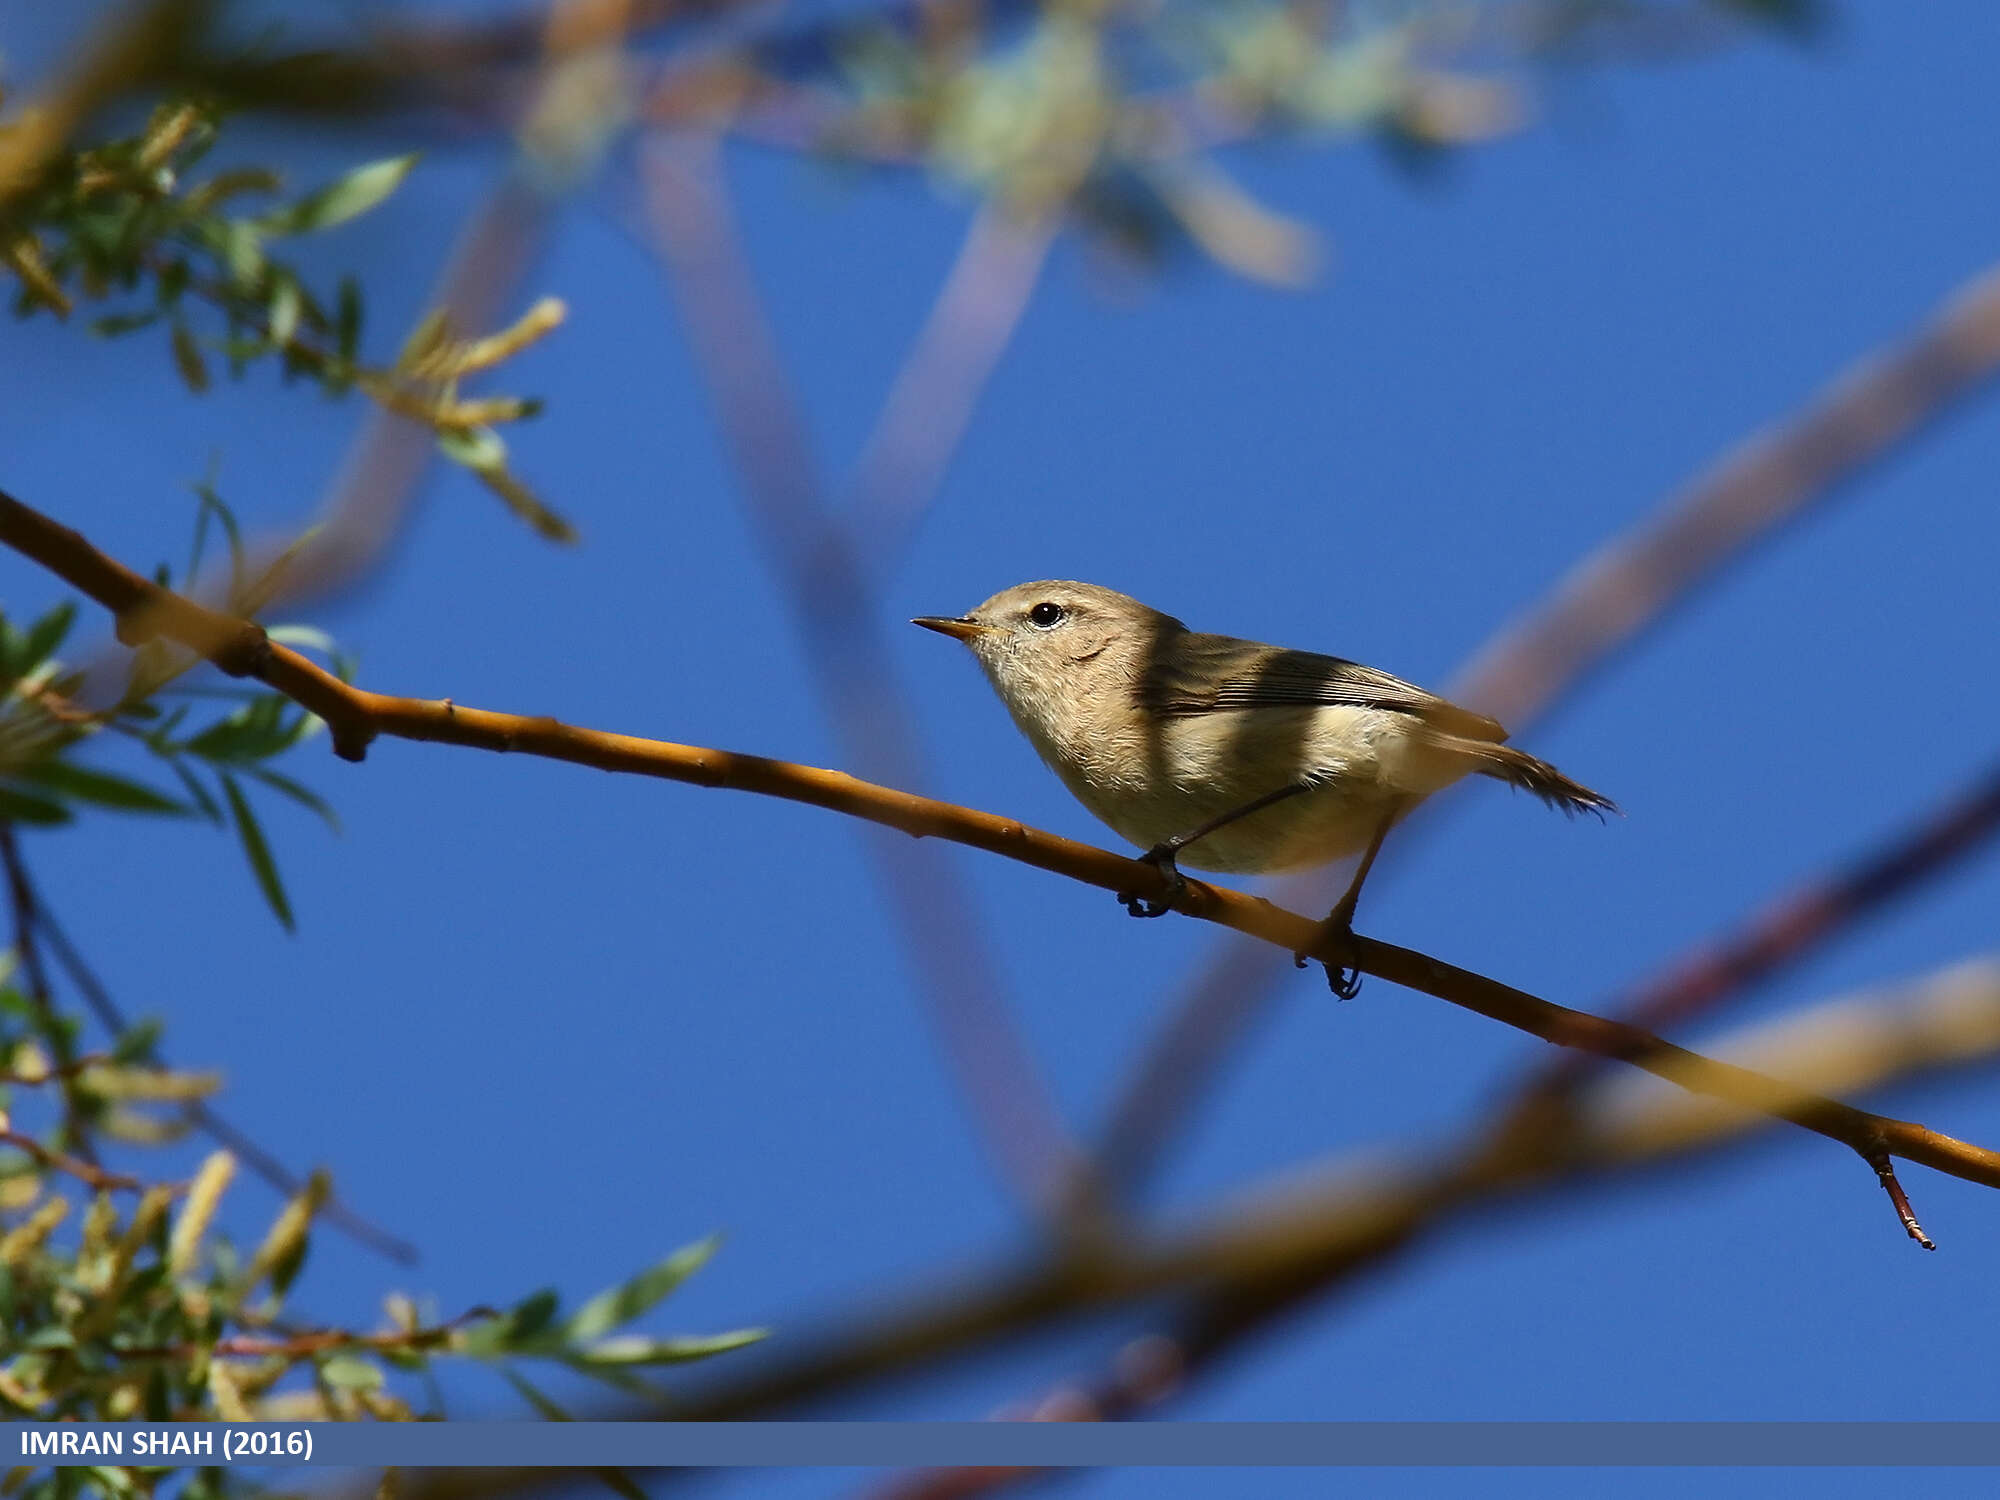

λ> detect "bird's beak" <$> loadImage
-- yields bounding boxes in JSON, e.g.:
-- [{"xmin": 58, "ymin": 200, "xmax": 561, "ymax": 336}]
[{"xmin": 911, "ymin": 616, "xmax": 988, "ymax": 642}]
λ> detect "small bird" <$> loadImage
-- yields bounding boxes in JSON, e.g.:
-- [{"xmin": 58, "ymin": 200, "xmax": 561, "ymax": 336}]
[{"xmin": 915, "ymin": 581, "xmax": 1614, "ymax": 995}]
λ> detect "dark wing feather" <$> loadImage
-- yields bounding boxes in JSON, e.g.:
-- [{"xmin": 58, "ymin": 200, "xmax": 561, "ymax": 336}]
[{"xmin": 1141, "ymin": 631, "xmax": 1506, "ymax": 742}]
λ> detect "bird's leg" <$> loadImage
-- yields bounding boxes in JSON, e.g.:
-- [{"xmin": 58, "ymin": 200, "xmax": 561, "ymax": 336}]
[
  {"xmin": 1117, "ymin": 782, "xmax": 1311, "ymax": 919},
  {"xmin": 1293, "ymin": 801, "xmax": 1404, "ymax": 998}
]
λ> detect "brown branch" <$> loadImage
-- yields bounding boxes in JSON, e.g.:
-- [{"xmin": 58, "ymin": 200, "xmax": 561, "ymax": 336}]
[
  {"xmin": 1528, "ymin": 755, "xmax": 2000, "ymax": 1102},
  {"xmin": 4, "ymin": 489, "xmax": 1995, "ymax": 1249},
  {"xmin": 342, "ymin": 960, "xmax": 2000, "ymax": 1500},
  {"xmin": 871, "ymin": 957, "xmax": 2000, "ymax": 1500},
  {"xmin": 1092, "ymin": 250, "xmax": 2000, "ymax": 1208},
  {"xmin": 0, "ymin": 1126, "xmax": 144, "ymax": 1194}
]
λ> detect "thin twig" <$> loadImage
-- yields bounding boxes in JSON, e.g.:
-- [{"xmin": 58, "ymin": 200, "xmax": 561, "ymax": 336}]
[
  {"xmin": 1528, "ymin": 755, "xmax": 2000, "ymax": 1101},
  {"xmin": 4, "ymin": 488, "xmax": 1995, "ymax": 1236},
  {"xmin": 0, "ymin": 821, "xmax": 98, "ymax": 1164},
  {"xmin": 844, "ymin": 203, "xmax": 1059, "ymax": 560},
  {"xmin": 1093, "ymin": 251, "xmax": 2000, "ymax": 1207},
  {"xmin": 0, "ymin": 1126, "xmax": 143, "ymax": 1194}
]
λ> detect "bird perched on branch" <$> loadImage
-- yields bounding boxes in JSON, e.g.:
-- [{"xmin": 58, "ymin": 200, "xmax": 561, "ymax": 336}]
[{"xmin": 915, "ymin": 581, "xmax": 1615, "ymax": 996}]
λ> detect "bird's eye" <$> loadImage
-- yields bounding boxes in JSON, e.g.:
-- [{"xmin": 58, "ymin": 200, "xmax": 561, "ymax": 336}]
[{"xmin": 1027, "ymin": 602, "xmax": 1066, "ymax": 628}]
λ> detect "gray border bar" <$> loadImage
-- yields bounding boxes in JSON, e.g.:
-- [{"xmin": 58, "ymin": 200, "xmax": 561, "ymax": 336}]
[{"xmin": 10, "ymin": 1422, "xmax": 2000, "ymax": 1468}]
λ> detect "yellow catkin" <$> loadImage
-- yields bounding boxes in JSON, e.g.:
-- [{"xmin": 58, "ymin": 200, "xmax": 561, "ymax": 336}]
[
  {"xmin": 169, "ymin": 1150, "xmax": 236, "ymax": 1278},
  {"xmin": 0, "ymin": 1196, "xmax": 68, "ymax": 1267}
]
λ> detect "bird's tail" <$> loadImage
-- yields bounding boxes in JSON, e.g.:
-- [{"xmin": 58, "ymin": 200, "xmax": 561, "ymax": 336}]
[{"xmin": 1423, "ymin": 732, "xmax": 1619, "ymax": 818}]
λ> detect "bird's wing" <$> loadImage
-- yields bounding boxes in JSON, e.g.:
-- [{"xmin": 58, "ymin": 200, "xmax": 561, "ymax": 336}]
[{"xmin": 1142, "ymin": 631, "xmax": 1507, "ymax": 742}]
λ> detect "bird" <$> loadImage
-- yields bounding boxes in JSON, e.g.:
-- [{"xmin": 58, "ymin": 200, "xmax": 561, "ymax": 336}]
[{"xmin": 914, "ymin": 580, "xmax": 1614, "ymax": 994}]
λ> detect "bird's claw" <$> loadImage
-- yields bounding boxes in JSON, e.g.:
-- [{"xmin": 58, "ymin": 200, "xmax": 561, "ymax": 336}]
[
  {"xmin": 1117, "ymin": 846, "xmax": 1186, "ymax": 919},
  {"xmin": 1294, "ymin": 911, "xmax": 1363, "ymax": 1000}
]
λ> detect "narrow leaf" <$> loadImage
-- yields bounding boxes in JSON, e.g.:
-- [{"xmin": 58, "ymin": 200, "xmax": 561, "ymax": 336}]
[
  {"xmin": 570, "ymin": 1328, "xmax": 768, "ymax": 1366},
  {"xmin": 258, "ymin": 155, "xmax": 418, "ymax": 237},
  {"xmin": 165, "ymin": 760, "xmax": 223, "ymax": 825},
  {"xmin": 498, "ymin": 1365, "xmax": 572, "ymax": 1421},
  {"xmin": 0, "ymin": 788, "xmax": 73, "ymax": 825},
  {"xmin": 241, "ymin": 766, "xmax": 340, "ymax": 832},
  {"xmin": 171, "ymin": 323, "xmax": 209, "ymax": 392},
  {"xmin": 220, "ymin": 771, "xmax": 293, "ymax": 930},
  {"xmin": 319, "ymin": 1353, "xmax": 383, "ymax": 1390},
  {"xmin": 19, "ymin": 603, "xmax": 75, "ymax": 672},
  {"xmin": 17, "ymin": 760, "xmax": 187, "ymax": 815},
  {"xmin": 563, "ymin": 1237, "xmax": 719, "ymax": 1345}
]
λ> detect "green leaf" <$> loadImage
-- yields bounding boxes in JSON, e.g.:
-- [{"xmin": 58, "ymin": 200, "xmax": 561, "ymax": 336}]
[
  {"xmin": 218, "ymin": 220, "xmax": 266, "ymax": 289},
  {"xmin": 591, "ymin": 1471, "xmax": 648, "ymax": 1500},
  {"xmin": 89, "ymin": 310, "xmax": 162, "ymax": 337},
  {"xmin": 563, "ymin": 1237, "xmax": 719, "ymax": 1345},
  {"xmin": 436, "ymin": 424, "xmax": 506, "ymax": 471},
  {"xmin": 1717, "ymin": 0, "xmax": 1823, "ymax": 35},
  {"xmin": 268, "ymin": 277, "xmax": 302, "ymax": 347},
  {"xmin": 318, "ymin": 1353, "xmax": 383, "ymax": 1390},
  {"xmin": 438, "ymin": 427, "xmax": 577, "ymax": 543},
  {"xmin": 554, "ymin": 1360, "xmax": 667, "ymax": 1401},
  {"xmin": 112, "ymin": 1017, "xmax": 163, "ymax": 1065},
  {"xmin": 462, "ymin": 1287, "xmax": 562, "ymax": 1356},
  {"xmin": 0, "ymin": 787, "xmax": 73, "ymax": 825},
  {"xmin": 241, "ymin": 766, "xmax": 340, "ymax": 833},
  {"xmin": 256, "ymin": 155, "xmax": 418, "ymax": 237},
  {"xmin": 184, "ymin": 696, "xmax": 294, "ymax": 763},
  {"xmin": 188, "ymin": 475, "xmax": 243, "ymax": 595},
  {"xmin": 220, "ymin": 770, "xmax": 293, "ymax": 931},
  {"xmin": 164, "ymin": 759, "xmax": 223, "ymax": 825},
  {"xmin": 170, "ymin": 321, "xmax": 209, "ymax": 392},
  {"xmin": 569, "ymin": 1328, "xmax": 768, "ymax": 1366},
  {"xmin": 16, "ymin": 759, "xmax": 188, "ymax": 815},
  {"xmin": 334, "ymin": 276, "xmax": 362, "ymax": 373},
  {"xmin": 498, "ymin": 1364, "xmax": 572, "ymax": 1421},
  {"xmin": 19, "ymin": 601, "xmax": 75, "ymax": 672}
]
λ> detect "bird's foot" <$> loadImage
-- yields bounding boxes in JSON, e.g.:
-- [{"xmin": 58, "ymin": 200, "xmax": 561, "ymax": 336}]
[
  {"xmin": 1292, "ymin": 903, "xmax": 1363, "ymax": 999},
  {"xmin": 1117, "ymin": 844, "xmax": 1187, "ymax": 919}
]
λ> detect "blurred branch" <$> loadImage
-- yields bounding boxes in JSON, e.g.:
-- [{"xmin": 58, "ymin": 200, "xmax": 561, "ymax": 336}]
[
  {"xmin": 1093, "ymin": 250, "xmax": 2000, "ymax": 1208},
  {"xmin": 361, "ymin": 954, "xmax": 2000, "ymax": 1500},
  {"xmin": 1528, "ymin": 754, "xmax": 2000, "ymax": 1101},
  {"xmin": 638, "ymin": 134, "xmax": 1082, "ymax": 1222},
  {"xmin": 6, "ymin": 487, "xmax": 1997, "ymax": 1246},
  {"xmin": 864, "ymin": 956, "xmax": 2000, "ymax": 1500},
  {"xmin": 845, "ymin": 203, "xmax": 1059, "ymax": 560},
  {"xmin": 0, "ymin": 0, "xmax": 198, "ymax": 213}
]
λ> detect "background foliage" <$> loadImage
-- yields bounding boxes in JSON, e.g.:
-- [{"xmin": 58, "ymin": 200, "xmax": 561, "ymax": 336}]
[{"xmin": 6, "ymin": 0, "xmax": 2000, "ymax": 1497}]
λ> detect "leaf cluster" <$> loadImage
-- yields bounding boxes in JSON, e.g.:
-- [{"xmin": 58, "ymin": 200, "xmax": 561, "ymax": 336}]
[
  {"xmin": 0, "ymin": 492, "xmax": 341, "ymax": 933},
  {"xmin": 1, "ymin": 96, "xmax": 571, "ymax": 539},
  {"xmin": 0, "ymin": 1139, "xmax": 758, "ymax": 1467}
]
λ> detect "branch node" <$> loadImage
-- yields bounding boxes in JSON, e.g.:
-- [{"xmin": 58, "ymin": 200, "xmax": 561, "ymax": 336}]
[
  {"xmin": 1867, "ymin": 1149, "xmax": 1937, "ymax": 1251},
  {"xmin": 210, "ymin": 626, "xmax": 272, "ymax": 680},
  {"xmin": 331, "ymin": 725, "xmax": 375, "ymax": 764}
]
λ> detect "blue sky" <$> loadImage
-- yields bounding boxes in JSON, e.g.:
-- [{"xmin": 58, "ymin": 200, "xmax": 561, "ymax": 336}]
[{"xmin": 6, "ymin": 0, "xmax": 2000, "ymax": 1494}]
